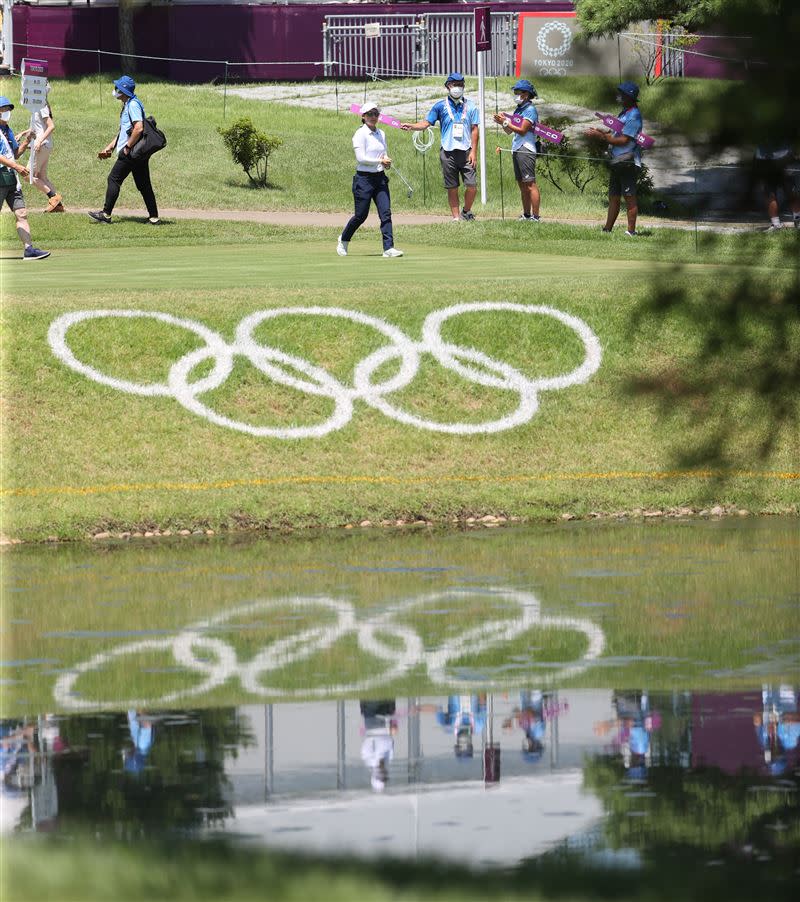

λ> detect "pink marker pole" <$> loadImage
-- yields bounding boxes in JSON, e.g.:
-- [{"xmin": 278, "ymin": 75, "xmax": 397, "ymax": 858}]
[
  {"xmin": 594, "ymin": 112, "xmax": 655, "ymax": 149},
  {"xmin": 499, "ymin": 114, "xmax": 564, "ymax": 144},
  {"xmin": 349, "ymin": 104, "xmax": 403, "ymax": 129}
]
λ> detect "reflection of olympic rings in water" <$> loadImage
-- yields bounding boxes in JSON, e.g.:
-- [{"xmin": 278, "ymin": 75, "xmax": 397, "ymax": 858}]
[
  {"xmin": 48, "ymin": 304, "xmax": 602, "ymax": 439},
  {"xmin": 53, "ymin": 588, "xmax": 605, "ymax": 710},
  {"xmin": 412, "ymin": 129, "xmax": 435, "ymax": 153}
]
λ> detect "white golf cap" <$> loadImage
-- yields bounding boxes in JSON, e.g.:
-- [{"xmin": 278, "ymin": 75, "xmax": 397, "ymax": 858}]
[{"xmin": 360, "ymin": 101, "xmax": 381, "ymax": 116}]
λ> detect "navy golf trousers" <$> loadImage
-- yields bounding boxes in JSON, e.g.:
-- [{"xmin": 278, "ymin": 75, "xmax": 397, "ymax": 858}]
[{"xmin": 341, "ymin": 171, "xmax": 394, "ymax": 250}]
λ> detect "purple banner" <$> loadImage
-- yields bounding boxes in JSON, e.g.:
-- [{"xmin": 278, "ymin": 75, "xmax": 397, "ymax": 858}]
[
  {"xmin": 594, "ymin": 112, "xmax": 655, "ymax": 149},
  {"xmin": 12, "ymin": 3, "xmax": 577, "ymax": 80},
  {"xmin": 500, "ymin": 113, "xmax": 564, "ymax": 144}
]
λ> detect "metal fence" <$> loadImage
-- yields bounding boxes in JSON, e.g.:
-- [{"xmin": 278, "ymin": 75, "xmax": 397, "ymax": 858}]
[{"xmin": 323, "ymin": 12, "xmax": 519, "ymax": 79}]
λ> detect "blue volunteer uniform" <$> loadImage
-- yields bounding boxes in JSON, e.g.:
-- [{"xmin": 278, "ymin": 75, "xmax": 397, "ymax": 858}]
[
  {"xmin": 426, "ymin": 97, "xmax": 480, "ymax": 152},
  {"xmin": 610, "ymin": 105, "xmax": 643, "ymax": 167},
  {"xmin": 511, "ymin": 100, "xmax": 539, "ymax": 154}
]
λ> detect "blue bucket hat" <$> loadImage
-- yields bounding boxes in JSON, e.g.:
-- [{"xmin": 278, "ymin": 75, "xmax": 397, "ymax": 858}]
[
  {"xmin": 0, "ymin": 96, "xmax": 14, "ymax": 110},
  {"xmin": 113, "ymin": 75, "xmax": 136, "ymax": 98},
  {"xmin": 512, "ymin": 79, "xmax": 537, "ymax": 97},
  {"xmin": 445, "ymin": 72, "xmax": 465, "ymax": 85},
  {"xmin": 617, "ymin": 81, "xmax": 640, "ymax": 101}
]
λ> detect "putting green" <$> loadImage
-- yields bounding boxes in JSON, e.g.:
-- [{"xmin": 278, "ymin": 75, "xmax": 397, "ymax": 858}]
[{"xmin": 1, "ymin": 241, "xmax": 714, "ymax": 295}]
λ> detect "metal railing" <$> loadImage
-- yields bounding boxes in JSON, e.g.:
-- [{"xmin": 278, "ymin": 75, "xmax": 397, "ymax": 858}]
[{"xmin": 323, "ymin": 12, "xmax": 518, "ymax": 79}]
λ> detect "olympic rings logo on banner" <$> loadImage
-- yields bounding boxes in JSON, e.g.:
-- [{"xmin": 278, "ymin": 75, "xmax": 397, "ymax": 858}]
[
  {"xmin": 48, "ymin": 304, "xmax": 602, "ymax": 439},
  {"xmin": 536, "ymin": 22, "xmax": 573, "ymax": 58},
  {"xmin": 52, "ymin": 588, "xmax": 606, "ymax": 710}
]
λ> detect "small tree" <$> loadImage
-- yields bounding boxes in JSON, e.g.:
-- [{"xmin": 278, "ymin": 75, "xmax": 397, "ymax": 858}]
[{"xmin": 218, "ymin": 118, "xmax": 282, "ymax": 188}]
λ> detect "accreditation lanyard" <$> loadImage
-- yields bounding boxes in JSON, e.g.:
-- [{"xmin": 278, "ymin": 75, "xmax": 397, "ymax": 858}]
[{"xmin": 447, "ymin": 98, "xmax": 469, "ymax": 142}]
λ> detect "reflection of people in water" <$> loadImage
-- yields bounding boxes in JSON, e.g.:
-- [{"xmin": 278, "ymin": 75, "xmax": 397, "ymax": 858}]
[
  {"xmin": 124, "ymin": 710, "xmax": 155, "ymax": 775},
  {"xmin": 359, "ymin": 700, "xmax": 397, "ymax": 792},
  {"xmin": 1, "ymin": 719, "xmax": 35, "ymax": 790},
  {"xmin": 754, "ymin": 686, "xmax": 800, "ymax": 775},
  {"xmin": 421, "ymin": 695, "xmax": 487, "ymax": 758},
  {"xmin": 595, "ymin": 692, "xmax": 660, "ymax": 779},
  {"xmin": 503, "ymin": 690, "xmax": 563, "ymax": 761}
]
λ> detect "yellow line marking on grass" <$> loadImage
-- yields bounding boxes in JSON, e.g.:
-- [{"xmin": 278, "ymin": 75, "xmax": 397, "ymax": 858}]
[{"xmin": 2, "ymin": 470, "xmax": 797, "ymax": 498}]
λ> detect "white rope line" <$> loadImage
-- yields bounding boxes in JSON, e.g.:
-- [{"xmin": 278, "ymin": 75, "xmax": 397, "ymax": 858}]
[
  {"xmin": 619, "ymin": 32, "xmax": 752, "ymax": 40},
  {"xmin": 11, "ymin": 41, "xmax": 328, "ymax": 68},
  {"xmin": 619, "ymin": 33, "xmax": 764, "ymax": 65}
]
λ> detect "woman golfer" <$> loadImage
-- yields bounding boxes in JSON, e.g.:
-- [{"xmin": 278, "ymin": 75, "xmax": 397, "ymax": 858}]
[{"xmin": 337, "ymin": 101, "xmax": 403, "ymax": 258}]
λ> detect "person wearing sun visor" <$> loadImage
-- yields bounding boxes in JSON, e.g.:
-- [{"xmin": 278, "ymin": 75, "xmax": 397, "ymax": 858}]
[
  {"xmin": 401, "ymin": 73, "xmax": 480, "ymax": 222},
  {"xmin": 337, "ymin": 102, "xmax": 403, "ymax": 258}
]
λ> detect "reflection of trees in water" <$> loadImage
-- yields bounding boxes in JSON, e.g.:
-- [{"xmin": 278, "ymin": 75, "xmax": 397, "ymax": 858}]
[
  {"xmin": 51, "ymin": 709, "xmax": 253, "ymax": 836},
  {"xmin": 583, "ymin": 757, "xmax": 800, "ymax": 873}
]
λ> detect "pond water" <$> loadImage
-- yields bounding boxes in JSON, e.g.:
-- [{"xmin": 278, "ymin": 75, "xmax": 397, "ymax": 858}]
[{"xmin": 1, "ymin": 518, "xmax": 798, "ymax": 893}]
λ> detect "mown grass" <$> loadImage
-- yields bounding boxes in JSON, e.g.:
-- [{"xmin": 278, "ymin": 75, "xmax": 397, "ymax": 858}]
[
  {"xmin": 2, "ymin": 230, "xmax": 797, "ymax": 541},
  {"xmin": 0, "ymin": 74, "xmax": 731, "ymax": 218}
]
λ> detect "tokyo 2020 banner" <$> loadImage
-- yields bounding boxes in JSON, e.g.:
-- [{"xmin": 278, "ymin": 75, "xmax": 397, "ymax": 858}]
[{"xmin": 515, "ymin": 12, "xmax": 640, "ymax": 80}]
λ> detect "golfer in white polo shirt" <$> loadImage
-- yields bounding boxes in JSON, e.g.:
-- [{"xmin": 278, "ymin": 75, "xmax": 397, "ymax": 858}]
[{"xmin": 337, "ymin": 101, "xmax": 403, "ymax": 258}]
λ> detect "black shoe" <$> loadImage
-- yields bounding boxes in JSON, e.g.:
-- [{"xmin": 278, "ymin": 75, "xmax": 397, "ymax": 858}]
[
  {"xmin": 460, "ymin": 209, "xmax": 476, "ymax": 222},
  {"xmin": 88, "ymin": 210, "xmax": 111, "ymax": 223}
]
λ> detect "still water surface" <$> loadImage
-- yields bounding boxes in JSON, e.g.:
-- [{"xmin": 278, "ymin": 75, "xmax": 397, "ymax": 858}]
[{"xmin": 2, "ymin": 518, "xmax": 798, "ymax": 888}]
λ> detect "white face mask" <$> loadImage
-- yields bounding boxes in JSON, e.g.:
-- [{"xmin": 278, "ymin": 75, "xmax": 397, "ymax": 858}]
[
  {"xmin": 113, "ymin": 90, "xmax": 125, "ymax": 100},
  {"xmin": 448, "ymin": 86, "xmax": 464, "ymax": 100},
  {"xmin": 0, "ymin": 111, "xmax": 11, "ymax": 122},
  {"xmin": 514, "ymin": 94, "xmax": 525, "ymax": 104}
]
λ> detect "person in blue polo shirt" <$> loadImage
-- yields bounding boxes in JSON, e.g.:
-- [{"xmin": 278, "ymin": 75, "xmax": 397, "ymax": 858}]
[
  {"xmin": 0, "ymin": 96, "xmax": 50, "ymax": 260},
  {"xmin": 88, "ymin": 75, "xmax": 159, "ymax": 225},
  {"xmin": 402, "ymin": 73, "xmax": 480, "ymax": 222},
  {"xmin": 494, "ymin": 79, "xmax": 541, "ymax": 222},
  {"xmin": 586, "ymin": 81, "xmax": 643, "ymax": 236}
]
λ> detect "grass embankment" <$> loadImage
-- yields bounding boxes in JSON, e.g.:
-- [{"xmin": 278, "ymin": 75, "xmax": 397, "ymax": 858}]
[
  {"xmin": 5, "ymin": 834, "xmax": 794, "ymax": 902},
  {"xmin": 0, "ymin": 74, "xmax": 728, "ymax": 219},
  {"xmin": 1, "ymin": 219, "xmax": 797, "ymax": 541}
]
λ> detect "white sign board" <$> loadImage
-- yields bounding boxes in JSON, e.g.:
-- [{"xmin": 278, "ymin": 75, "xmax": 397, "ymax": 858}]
[{"xmin": 20, "ymin": 58, "xmax": 48, "ymax": 111}]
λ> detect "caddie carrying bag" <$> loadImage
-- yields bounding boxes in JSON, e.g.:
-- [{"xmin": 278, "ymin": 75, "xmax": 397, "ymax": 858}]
[{"xmin": 130, "ymin": 115, "xmax": 167, "ymax": 161}]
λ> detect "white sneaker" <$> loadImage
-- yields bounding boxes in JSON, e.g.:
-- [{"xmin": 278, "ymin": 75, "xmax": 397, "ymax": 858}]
[
  {"xmin": 336, "ymin": 236, "xmax": 348, "ymax": 256},
  {"xmin": 382, "ymin": 247, "xmax": 404, "ymax": 258},
  {"xmin": 763, "ymin": 224, "xmax": 782, "ymax": 233},
  {"xmin": 624, "ymin": 230, "xmax": 638, "ymax": 237}
]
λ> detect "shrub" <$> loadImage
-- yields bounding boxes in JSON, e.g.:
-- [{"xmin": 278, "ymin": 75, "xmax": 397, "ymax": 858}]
[{"xmin": 217, "ymin": 118, "xmax": 282, "ymax": 188}]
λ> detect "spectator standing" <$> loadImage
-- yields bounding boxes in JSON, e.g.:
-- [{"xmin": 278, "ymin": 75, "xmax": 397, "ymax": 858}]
[
  {"xmin": 494, "ymin": 79, "xmax": 541, "ymax": 222},
  {"xmin": 24, "ymin": 81, "xmax": 63, "ymax": 212},
  {"xmin": 338, "ymin": 101, "xmax": 403, "ymax": 258},
  {"xmin": 402, "ymin": 73, "xmax": 480, "ymax": 222},
  {"xmin": 586, "ymin": 81, "xmax": 643, "ymax": 236},
  {"xmin": 89, "ymin": 76, "xmax": 159, "ymax": 225},
  {"xmin": 0, "ymin": 96, "xmax": 50, "ymax": 260}
]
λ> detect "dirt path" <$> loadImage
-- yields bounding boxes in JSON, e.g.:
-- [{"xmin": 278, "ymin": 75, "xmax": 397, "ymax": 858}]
[{"xmin": 107, "ymin": 206, "xmax": 755, "ymax": 232}]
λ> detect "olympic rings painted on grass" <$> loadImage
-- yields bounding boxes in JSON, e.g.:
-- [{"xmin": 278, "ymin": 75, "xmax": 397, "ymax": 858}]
[
  {"xmin": 52, "ymin": 588, "xmax": 605, "ymax": 710},
  {"xmin": 48, "ymin": 304, "xmax": 602, "ymax": 439}
]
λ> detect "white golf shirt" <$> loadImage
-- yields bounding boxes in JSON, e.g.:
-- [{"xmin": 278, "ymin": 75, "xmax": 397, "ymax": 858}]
[{"xmin": 353, "ymin": 124, "xmax": 388, "ymax": 173}]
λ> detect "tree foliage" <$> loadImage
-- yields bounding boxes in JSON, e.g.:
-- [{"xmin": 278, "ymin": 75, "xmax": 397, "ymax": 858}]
[{"xmin": 576, "ymin": 1, "xmax": 733, "ymax": 36}]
